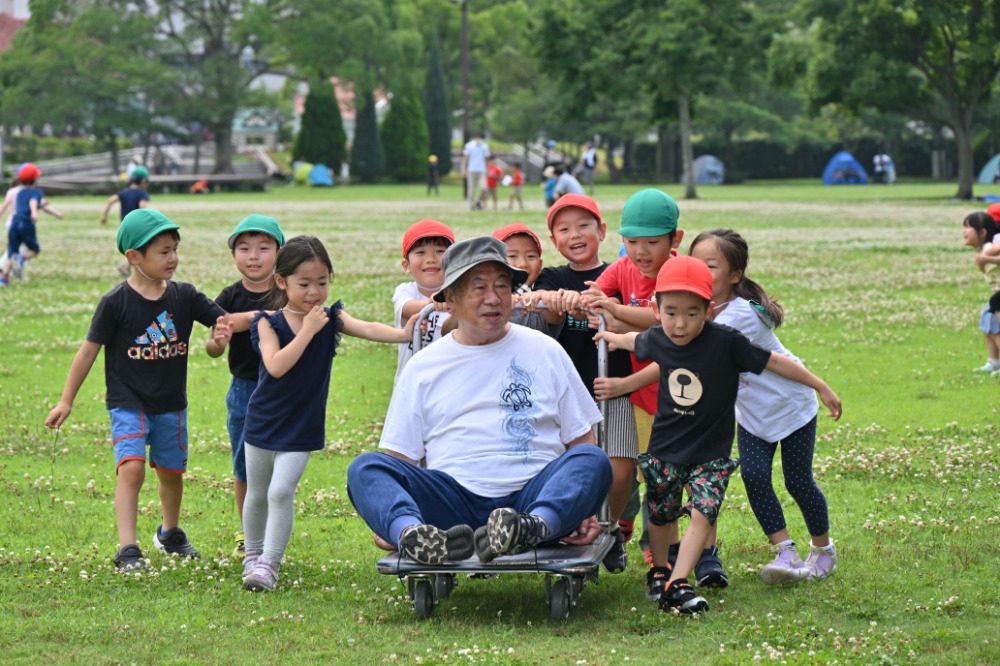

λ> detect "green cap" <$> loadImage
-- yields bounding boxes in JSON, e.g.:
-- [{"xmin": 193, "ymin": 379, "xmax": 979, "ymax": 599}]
[
  {"xmin": 131, "ymin": 166, "xmax": 149, "ymax": 181},
  {"xmin": 117, "ymin": 209, "xmax": 180, "ymax": 255},
  {"xmin": 618, "ymin": 188, "xmax": 679, "ymax": 238},
  {"xmin": 228, "ymin": 214, "xmax": 286, "ymax": 249}
]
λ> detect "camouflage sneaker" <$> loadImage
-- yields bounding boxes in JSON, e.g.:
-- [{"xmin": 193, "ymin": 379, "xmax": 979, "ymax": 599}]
[{"xmin": 399, "ymin": 524, "xmax": 474, "ymax": 565}]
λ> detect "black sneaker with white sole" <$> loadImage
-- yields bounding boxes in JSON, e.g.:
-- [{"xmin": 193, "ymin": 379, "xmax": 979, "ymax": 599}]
[
  {"xmin": 399, "ymin": 524, "xmax": 474, "ymax": 565},
  {"xmin": 695, "ymin": 545, "xmax": 729, "ymax": 588},
  {"xmin": 659, "ymin": 578, "xmax": 709, "ymax": 614},
  {"xmin": 114, "ymin": 544, "xmax": 147, "ymax": 571},
  {"xmin": 646, "ymin": 565, "xmax": 671, "ymax": 601},
  {"xmin": 474, "ymin": 508, "xmax": 548, "ymax": 562},
  {"xmin": 153, "ymin": 525, "xmax": 201, "ymax": 559}
]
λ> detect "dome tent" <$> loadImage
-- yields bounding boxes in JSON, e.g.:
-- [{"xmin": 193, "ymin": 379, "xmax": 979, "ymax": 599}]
[
  {"xmin": 822, "ymin": 151, "xmax": 868, "ymax": 185},
  {"xmin": 692, "ymin": 155, "xmax": 725, "ymax": 185},
  {"xmin": 978, "ymin": 153, "xmax": 1000, "ymax": 184},
  {"xmin": 308, "ymin": 163, "xmax": 334, "ymax": 186}
]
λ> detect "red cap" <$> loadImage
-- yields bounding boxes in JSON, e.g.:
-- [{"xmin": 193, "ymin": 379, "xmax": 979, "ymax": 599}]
[
  {"xmin": 654, "ymin": 256, "xmax": 714, "ymax": 301},
  {"xmin": 18, "ymin": 163, "xmax": 41, "ymax": 182},
  {"xmin": 546, "ymin": 194, "xmax": 602, "ymax": 230},
  {"xmin": 492, "ymin": 223, "xmax": 542, "ymax": 253},
  {"xmin": 987, "ymin": 203, "xmax": 1000, "ymax": 223},
  {"xmin": 402, "ymin": 218, "xmax": 455, "ymax": 258}
]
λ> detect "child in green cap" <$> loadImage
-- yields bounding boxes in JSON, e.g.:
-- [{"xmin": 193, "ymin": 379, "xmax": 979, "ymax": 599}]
[
  {"xmin": 206, "ymin": 214, "xmax": 286, "ymax": 559},
  {"xmin": 45, "ymin": 208, "xmax": 236, "ymax": 572},
  {"xmin": 99, "ymin": 166, "xmax": 151, "ymax": 277}
]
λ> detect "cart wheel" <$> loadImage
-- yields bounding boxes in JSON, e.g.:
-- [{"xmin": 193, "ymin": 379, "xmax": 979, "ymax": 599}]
[
  {"xmin": 412, "ymin": 579, "xmax": 436, "ymax": 619},
  {"xmin": 434, "ymin": 573, "xmax": 455, "ymax": 599},
  {"xmin": 549, "ymin": 578, "xmax": 571, "ymax": 621},
  {"xmin": 571, "ymin": 575, "xmax": 585, "ymax": 600}
]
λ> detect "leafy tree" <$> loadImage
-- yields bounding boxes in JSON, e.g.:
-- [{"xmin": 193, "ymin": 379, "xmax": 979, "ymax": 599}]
[
  {"xmin": 152, "ymin": 0, "xmax": 285, "ymax": 174},
  {"xmin": 423, "ymin": 32, "xmax": 453, "ymax": 176},
  {"xmin": 350, "ymin": 90, "xmax": 385, "ymax": 182},
  {"xmin": 0, "ymin": 1, "xmax": 163, "ymax": 172},
  {"xmin": 293, "ymin": 80, "xmax": 347, "ymax": 168},
  {"xmin": 382, "ymin": 90, "xmax": 430, "ymax": 182},
  {"xmin": 803, "ymin": 0, "xmax": 1000, "ymax": 199}
]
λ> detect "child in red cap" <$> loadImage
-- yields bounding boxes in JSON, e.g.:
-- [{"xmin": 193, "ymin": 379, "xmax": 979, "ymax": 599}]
[
  {"xmin": 596, "ymin": 255, "xmax": 842, "ymax": 615},
  {"xmin": 0, "ymin": 163, "xmax": 63, "ymax": 286},
  {"xmin": 393, "ymin": 219, "xmax": 456, "ymax": 384},
  {"xmin": 532, "ymin": 193, "xmax": 638, "ymax": 575},
  {"xmin": 492, "ymin": 222, "xmax": 560, "ymax": 338}
]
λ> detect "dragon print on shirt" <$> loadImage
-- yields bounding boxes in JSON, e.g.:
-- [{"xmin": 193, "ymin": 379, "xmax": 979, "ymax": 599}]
[{"xmin": 499, "ymin": 357, "xmax": 536, "ymax": 462}]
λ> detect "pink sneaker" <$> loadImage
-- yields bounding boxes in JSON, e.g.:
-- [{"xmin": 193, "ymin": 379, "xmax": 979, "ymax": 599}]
[
  {"xmin": 805, "ymin": 542, "xmax": 837, "ymax": 581},
  {"xmin": 242, "ymin": 558, "xmax": 280, "ymax": 592},
  {"xmin": 760, "ymin": 542, "xmax": 809, "ymax": 585}
]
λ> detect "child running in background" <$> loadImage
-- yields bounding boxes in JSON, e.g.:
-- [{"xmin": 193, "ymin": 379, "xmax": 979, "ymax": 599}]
[
  {"xmin": 0, "ymin": 163, "xmax": 63, "ymax": 286},
  {"xmin": 392, "ymin": 219, "xmax": 455, "ymax": 384},
  {"xmin": 480, "ymin": 156, "xmax": 503, "ymax": 210},
  {"xmin": 99, "ymin": 166, "xmax": 151, "ymax": 277},
  {"xmin": 241, "ymin": 235, "xmax": 416, "ymax": 592},
  {"xmin": 596, "ymin": 256, "xmax": 841, "ymax": 614},
  {"xmin": 690, "ymin": 228, "xmax": 839, "ymax": 584},
  {"xmin": 492, "ymin": 222, "xmax": 561, "ymax": 338},
  {"xmin": 532, "ymin": 194, "xmax": 637, "ymax": 573},
  {"xmin": 44, "ymin": 209, "xmax": 235, "ymax": 570},
  {"xmin": 965, "ymin": 210, "xmax": 1000, "ymax": 373},
  {"xmin": 542, "ymin": 166, "xmax": 557, "ymax": 208},
  {"xmin": 507, "ymin": 163, "xmax": 524, "ymax": 210},
  {"xmin": 206, "ymin": 215, "xmax": 286, "ymax": 559}
]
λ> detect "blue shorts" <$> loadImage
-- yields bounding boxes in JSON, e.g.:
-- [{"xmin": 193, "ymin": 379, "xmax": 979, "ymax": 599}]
[
  {"xmin": 225, "ymin": 377, "xmax": 256, "ymax": 482},
  {"xmin": 8, "ymin": 219, "xmax": 39, "ymax": 255},
  {"xmin": 110, "ymin": 408, "xmax": 188, "ymax": 474}
]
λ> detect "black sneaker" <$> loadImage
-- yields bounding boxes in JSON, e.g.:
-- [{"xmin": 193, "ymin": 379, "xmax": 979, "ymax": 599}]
[
  {"xmin": 114, "ymin": 544, "xmax": 147, "ymax": 571},
  {"xmin": 645, "ymin": 565, "xmax": 671, "ymax": 601},
  {"xmin": 153, "ymin": 525, "xmax": 201, "ymax": 559},
  {"xmin": 695, "ymin": 545, "xmax": 729, "ymax": 588},
  {"xmin": 474, "ymin": 508, "xmax": 548, "ymax": 562},
  {"xmin": 399, "ymin": 524, "xmax": 474, "ymax": 565},
  {"xmin": 602, "ymin": 528, "xmax": 628, "ymax": 573},
  {"xmin": 659, "ymin": 578, "xmax": 709, "ymax": 614}
]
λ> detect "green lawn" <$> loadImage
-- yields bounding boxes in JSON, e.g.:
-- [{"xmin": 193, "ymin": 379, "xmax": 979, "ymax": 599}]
[{"xmin": 1, "ymin": 181, "xmax": 997, "ymax": 665}]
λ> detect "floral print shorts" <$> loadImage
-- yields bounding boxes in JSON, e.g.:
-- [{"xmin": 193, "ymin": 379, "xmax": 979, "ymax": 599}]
[{"xmin": 638, "ymin": 454, "xmax": 740, "ymax": 526}]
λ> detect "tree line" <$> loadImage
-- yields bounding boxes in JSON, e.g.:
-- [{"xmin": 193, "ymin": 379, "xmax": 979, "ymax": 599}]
[{"xmin": 1, "ymin": 0, "xmax": 998, "ymax": 198}]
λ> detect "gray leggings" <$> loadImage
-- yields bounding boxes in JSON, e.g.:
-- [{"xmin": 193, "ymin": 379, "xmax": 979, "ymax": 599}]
[{"xmin": 243, "ymin": 444, "xmax": 311, "ymax": 563}]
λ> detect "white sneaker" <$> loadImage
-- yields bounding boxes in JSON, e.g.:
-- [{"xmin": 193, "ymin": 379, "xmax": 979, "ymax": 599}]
[
  {"xmin": 974, "ymin": 362, "xmax": 997, "ymax": 373},
  {"xmin": 760, "ymin": 542, "xmax": 810, "ymax": 585},
  {"xmin": 9, "ymin": 253, "xmax": 24, "ymax": 280}
]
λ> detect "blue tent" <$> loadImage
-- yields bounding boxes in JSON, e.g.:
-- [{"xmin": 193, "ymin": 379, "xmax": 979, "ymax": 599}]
[
  {"xmin": 308, "ymin": 163, "xmax": 334, "ymax": 186},
  {"xmin": 822, "ymin": 151, "xmax": 868, "ymax": 185},
  {"xmin": 978, "ymin": 153, "xmax": 1000, "ymax": 184},
  {"xmin": 692, "ymin": 155, "xmax": 725, "ymax": 185}
]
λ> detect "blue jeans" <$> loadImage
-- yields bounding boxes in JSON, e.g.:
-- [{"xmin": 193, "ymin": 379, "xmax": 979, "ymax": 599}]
[
  {"xmin": 225, "ymin": 377, "xmax": 257, "ymax": 483},
  {"xmin": 347, "ymin": 444, "xmax": 612, "ymax": 547}
]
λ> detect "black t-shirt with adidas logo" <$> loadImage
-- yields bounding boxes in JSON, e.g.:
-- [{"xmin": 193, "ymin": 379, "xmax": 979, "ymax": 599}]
[{"xmin": 87, "ymin": 281, "xmax": 225, "ymax": 414}]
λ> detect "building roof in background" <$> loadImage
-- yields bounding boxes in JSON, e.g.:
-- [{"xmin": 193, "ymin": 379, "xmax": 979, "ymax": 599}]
[{"xmin": 0, "ymin": 13, "xmax": 26, "ymax": 53}]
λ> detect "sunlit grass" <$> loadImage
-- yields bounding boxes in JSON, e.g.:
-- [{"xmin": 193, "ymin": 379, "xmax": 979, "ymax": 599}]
[{"xmin": 1, "ymin": 182, "xmax": 997, "ymax": 665}]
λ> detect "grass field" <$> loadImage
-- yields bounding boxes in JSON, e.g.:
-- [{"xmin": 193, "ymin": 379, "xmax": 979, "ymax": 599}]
[{"xmin": 1, "ymin": 181, "xmax": 998, "ymax": 665}]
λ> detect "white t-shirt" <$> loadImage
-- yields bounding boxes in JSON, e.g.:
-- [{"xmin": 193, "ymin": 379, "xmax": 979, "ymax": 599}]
[
  {"xmin": 714, "ymin": 298, "xmax": 817, "ymax": 442},
  {"xmin": 392, "ymin": 281, "xmax": 450, "ymax": 385},
  {"xmin": 555, "ymin": 172, "xmax": 585, "ymax": 195},
  {"xmin": 462, "ymin": 139, "xmax": 491, "ymax": 173},
  {"xmin": 380, "ymin": 325, "xmax": 603, "ymax": 497}
]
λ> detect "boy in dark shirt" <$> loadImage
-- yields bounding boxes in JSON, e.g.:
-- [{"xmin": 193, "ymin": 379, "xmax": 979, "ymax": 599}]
[
  {"xmin": 206, "ymin": 214, "xmax": 285, "ymax": 559},
  {"xmin": 597, "ymin": 256, "xmax": 841, "ymax": 614},
  {"xmin": 45, "ymin": 209, "xmax": 235, "ymax": 572}
]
